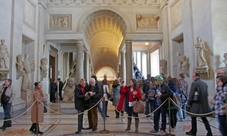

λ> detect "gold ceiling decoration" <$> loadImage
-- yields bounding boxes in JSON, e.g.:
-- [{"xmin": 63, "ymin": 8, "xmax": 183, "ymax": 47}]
[{"xmin": 83, "ymin": 10, "xmax": 126, "ymax": 72}]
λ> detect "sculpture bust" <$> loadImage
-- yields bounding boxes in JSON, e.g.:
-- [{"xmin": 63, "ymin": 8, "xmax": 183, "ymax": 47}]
[
  {"xmin": 62, "ymin": 78, "xmax": 75, "ymax": 102},
  {"xmin": 40, "ymin": 58, "xmax": 48, "ymax": 81},
  {"xmin": 159, "ymin": 59, "xmax": 167, "ymax": 75},
  {"xmin": 16, "ymin": 54, "xmax": 25, "ymax": 79},
  {"xmin": 174, "ymin": 53, "xmax": 182, "ymax": 75},
  {"xmin": 194, "ymin": 37, "xmax": 208, "ymax": 67},
  {"xmin": 0, "ymin": 39, "xmax": 9, "ymax": 68},
  {"xmin": 179, "ymin": 55, "xmax": 189, "ymax": 77}
]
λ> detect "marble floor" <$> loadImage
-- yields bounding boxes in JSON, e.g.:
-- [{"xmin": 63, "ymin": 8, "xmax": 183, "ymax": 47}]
[{"xmin": 0, "ymin": 102, "xmax": 222, "ymax": 136}]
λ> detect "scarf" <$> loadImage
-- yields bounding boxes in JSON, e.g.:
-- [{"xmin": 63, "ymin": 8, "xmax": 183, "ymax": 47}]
[{"xmin": 34, "ymin": 88, "xmax": 44, "ymax": 97}]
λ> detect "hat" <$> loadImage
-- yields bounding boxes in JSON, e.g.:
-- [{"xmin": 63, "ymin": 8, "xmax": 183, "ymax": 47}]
[{"xmin": 154, "ymin": 75, "xmax": 164, "ymax": 84}]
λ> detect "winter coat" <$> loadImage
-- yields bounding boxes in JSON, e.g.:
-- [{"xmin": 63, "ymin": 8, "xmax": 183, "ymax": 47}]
[
  {"xmin": 187, "ymin": 78, "xmax": 212, "ymax": 117},
  {"xmin": 31, "ymin": 88, "xmax": 46, "ymax": 123},
  {"xmin": 112, "ymin": 84, "xmax": 120, "ymax": 106}
]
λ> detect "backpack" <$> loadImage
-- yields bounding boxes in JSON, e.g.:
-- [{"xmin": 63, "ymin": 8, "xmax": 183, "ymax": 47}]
[{"xmin": 170, "ymin": 90, "xmax": 182, "ymax": 109}]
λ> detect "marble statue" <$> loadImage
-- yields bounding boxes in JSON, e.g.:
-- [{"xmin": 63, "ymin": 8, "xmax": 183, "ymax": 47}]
[
  {"xmin": 173, "ymin": 53, "xmax": 189, "ymax": 76},
  {"xmin": 194, "ymin": 37, "xmax": 208, "ymax": 67},
  {"xmin": 179, "ymin": 55, "xmax": 189, "ymax": 77},
  {"xmin": 174, "ymin": 53, "xmax": 182, "ymax": 75},
  {"xmin": 16, "ymin": 54, "xmax": 25, "ymax": 79},
  {"xmin": 223, "ymin": 53, "xmax": 227, "ymax": 68},
  {"xmin": 159, "ymin": 59, "xmax": 167, "ymax": 75},
  {"xmin": 0, "ymin": 39, "xmax": 9, "ymax": 68},
  {"xmin": 40, "ymin": 58, "xmax": 48, "ymax": 81},
  {"xmin": 22, "ymin": 54, "xmax": 35, "ymax": 91},
  {"xmin": 62, "ymin": 78, "xmax": 75, "ymax": 102}
]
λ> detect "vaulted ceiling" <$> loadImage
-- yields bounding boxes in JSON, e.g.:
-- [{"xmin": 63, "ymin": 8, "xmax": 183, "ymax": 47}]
[{"xmin": 83, "ymin": 10, "xmax": 126, "ymax": 73}]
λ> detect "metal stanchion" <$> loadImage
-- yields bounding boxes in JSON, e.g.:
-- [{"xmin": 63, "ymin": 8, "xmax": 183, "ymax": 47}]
[
  {"xmin": 100, "ymin": 97, "xmax": 109, "ymax": 134},
  {"xmin": 168, "ymin": 98, "xmax": 175, "ymax": 136},
  {"xmin": 36, "ymin": 100, "xmax": 38, "ymax": 136}
]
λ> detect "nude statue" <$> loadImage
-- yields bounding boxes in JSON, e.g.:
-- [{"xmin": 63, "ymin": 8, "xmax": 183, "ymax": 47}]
[
  {"xmin": 40, "ymin": 58, "xmax": 48, "ymax": 81},
  {"xmin": 0, "ymin": 39, "xmax": 9, "ymax": 68},
  {"xmin": 160, "ymin": 59, "xmax": 167, "ymax": 75},
  {"xmin": 173, "ymin": 53, "xmax": 182, "ymax": 75},
  {"xmin": 179, "ymin": 55, "xmax": 189, "ymax": 77},
  {"xmin": 16, "ymin": 54, "xmax": 25, "ymax": 79},
  {"xmin": 22, "ymin": 54, "xmax": 35, "ymax": 90},
  {"xmin": 62, "ymin": 78, "xmax": 75, "ymax": 102},
  {"xmin": 223, "ymin": 53, "xmax": 227, "ymax": 68},
  {"xmin": 194, "ymin": 37, "xmax": 208, "ymax": 67}
]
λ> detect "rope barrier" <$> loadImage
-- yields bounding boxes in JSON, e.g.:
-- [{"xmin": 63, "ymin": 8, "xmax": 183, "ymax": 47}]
[
  {"xmin": 38, "ymin": 97, "xmax": 103, "ymax": 116},
  {"xmin": 0, "ymin": 101, "xmax": 36, "ymax": 121},
  {"xmin": 169, "ymin": 98, "xmax": 226, "ymax": 116}
]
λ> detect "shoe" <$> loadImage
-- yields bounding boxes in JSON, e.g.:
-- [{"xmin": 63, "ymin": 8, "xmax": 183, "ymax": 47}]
[
  {"xmin": 106, "ymin": 115, "xmax": 109, "ymax": 117},
  {"xmin": 159, "ymin": 130, "xmax": 167, "ymax": 135},
  {"xmin": 6, "ymin": 124, "xmax": 12, "ymax": 127},
  {"xmin": 0, "ymin": 126, "xmax": 6, "ymax": 131},
  {"xmin": 85, "ymin": 127, "xmax": 92, "ymax": 130},
  {"xmin": 149, "ymin": 129, "xmax": 158, "ymax": 133},
  {"xmin": 206, "ymin": 133, "xmax": 213, "ymax": 136},
  {"xmin": 186, "ymin": 131, "xmax": 196, "ymax": 135},
  {"xmin": 92, "ymin": 128, "xmax": 97, "ymax": 131},
  {"xmin": 75, "ymin": 130, "xmax": 81, "ymax": 134}
]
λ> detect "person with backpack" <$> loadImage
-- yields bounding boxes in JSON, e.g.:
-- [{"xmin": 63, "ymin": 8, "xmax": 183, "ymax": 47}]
[
  {"xmin": 168, "ymin": 78, "xmax": 180, "ymax": 132},
  {"xmin": 143, "ymin": 74, "xmax": 152, "ymax": 117}
]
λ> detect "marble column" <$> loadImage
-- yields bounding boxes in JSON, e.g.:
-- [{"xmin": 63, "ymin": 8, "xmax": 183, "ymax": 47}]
[
  {"xmin": 75, "ymin": 41, "xmax": 84, "ymax": 84},
  {"xmin": 120, "ymin": 51, "xmax": 126, "ymax": 82},
  {"xmin": 160, "ymin": 0, "xmax": 171, "ymax": 76},
  {"xmin": 84, "ymin": 52, "xmax": 90, "ymax": 81},
  {"xmin": 125, "ymin": 41, "xmax": 133, "ymax": 84}
]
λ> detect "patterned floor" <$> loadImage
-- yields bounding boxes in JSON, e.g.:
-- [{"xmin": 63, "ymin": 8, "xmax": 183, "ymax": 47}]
[{"xmin": 0, "ymin": 102, "xmax": 222, "ymax": 136}]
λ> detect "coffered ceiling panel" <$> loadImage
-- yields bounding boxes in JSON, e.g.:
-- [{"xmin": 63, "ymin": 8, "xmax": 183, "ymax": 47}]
[{"xmin": 83, "ymin": 10, "xmax": 126, "ymax": 72}]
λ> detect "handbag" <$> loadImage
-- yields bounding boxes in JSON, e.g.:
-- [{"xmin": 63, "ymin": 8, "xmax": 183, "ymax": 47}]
[
  {"xmin": 2, "ymin": 95, "xmax": 10, "ymax": 104},
  {"xmin": 192, "ymin": 87, "xmax": 199, "ymax": 102},
  {"xmin": 133, "ymin": 100, "xmax": 144, "ymax": 114}
]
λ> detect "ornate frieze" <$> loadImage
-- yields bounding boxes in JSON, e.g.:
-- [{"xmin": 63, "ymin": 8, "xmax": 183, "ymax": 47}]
[
  {"xmin": 48, "ymin": 0, "xmax": 160, "ymax": 5},
  {"xmin": 136, "ymin": 14, "xmax": 160, "ymax": 29},
  {"xmin": 49, "ymin": 14, "xmax": 72, "ymax": 30},
  {"xmin": 170, "ymin": 0, "xmax": 182, "ymax": 29}
]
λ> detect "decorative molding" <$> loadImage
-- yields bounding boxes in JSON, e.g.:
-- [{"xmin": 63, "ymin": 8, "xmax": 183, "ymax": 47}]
[
  {"xmin": 170, "ymin": 0, "xmax": 182, "ymax": 29},
  {"xmin": 38, "ymin": 0, "xmax": 48, "ymax": 9},
  {"xmin": 50, "ymin": 45, "xmax": 58, "ymax": 53},
  {"xmin": 136, "ymin": 14, "xmax": 160, "ymax": 29},
  {"xmin": 47, "ymin": 0, "xmax": 160, "ymax": 5},
  {"xmin": 23, "ymin": 0, "xmax": 36, "ymax": 30},
  {"xmin": 49, "ymin": 14, "xmax": 72, "ymax": 30}
]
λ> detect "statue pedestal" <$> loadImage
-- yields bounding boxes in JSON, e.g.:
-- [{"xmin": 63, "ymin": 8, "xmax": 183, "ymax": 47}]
[
  {"xmin": 21, "ymin": 90, "xmax": 33, "ymax": 108},
  {"xmin": 60, "ymin": 102, "xmax": 77, "ymax": 114},
  {"xmin": 0, "ymin": 68, "xmax": 9, "ymax": 81},
  {"xmin": 195, "ymin": 66, "xmax": 209, "ymax": 78}
]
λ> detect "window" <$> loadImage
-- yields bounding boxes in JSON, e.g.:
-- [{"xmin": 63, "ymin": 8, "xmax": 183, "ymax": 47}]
[{"xmin": 150, "ymin": 49, "xmax": 159, "ymax": 77}]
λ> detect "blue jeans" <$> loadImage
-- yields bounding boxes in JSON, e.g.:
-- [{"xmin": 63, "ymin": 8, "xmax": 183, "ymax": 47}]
[
  {"xmin": 218, "ymin": 115, "xmax": 227, "ymax": 136},
  {"xmin": 97, "ymin": 102, "xmax": 104, "ymax": 117},
  {"xmin": 145, "ymin": 100, "xmax": 155, "ymax": 115},
  {"xmin": 153, "ymin": 105, "xmax": 167, "ymax": 131},
  {"xmin": 3, "ymin": 103, "xmax": 12, "ymax": 127}
]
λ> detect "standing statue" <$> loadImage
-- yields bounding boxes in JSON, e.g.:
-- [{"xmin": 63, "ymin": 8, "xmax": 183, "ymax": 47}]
[
  {"xmin": 0, "ymin": 39, "xmax": 9, "ymax": 68},
  {"xmin": 173, "ymin": 53, "xmax": 182, "ymax": 75},
  {"xmin": 22, "ymin": 54, "xmax": 35, "ymax": 91},
  {"xmin": 194, "ymin": 37, "xmax": 208, "ymax": 67},
  {"xmin": 62, "ymin": 78, "xmax": 75, "ymax": 102},
  {"xmin": 159, "ymin": 59, "xmax": 167, "ymax": 75},
  {"xmin": 179, "ymin": 55, "xmax": 189, "ymax": 77},
  {"xmin": 40, "ymin": 58, "xmax": 48, "ymax": 81},
  {"xmin": 16, "ymin": 54, "xmax": 25, "ymax": 79},
  {"xmin": 223, "ymin": 53, "xmax": 227, "ymax": 68}
]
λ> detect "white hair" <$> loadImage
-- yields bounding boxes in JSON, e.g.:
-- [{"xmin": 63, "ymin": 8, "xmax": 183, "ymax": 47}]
[{"xmin": 89, "ymin": 78, "xmax": 96, "ymax": 84}]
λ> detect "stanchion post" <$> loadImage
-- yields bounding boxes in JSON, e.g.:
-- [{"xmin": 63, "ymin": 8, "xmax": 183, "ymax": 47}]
[
  {"xmin": 36, "ymin": 100, "xmax": 38, "ymax": 136},
  {"xmin": 100, "ymin": 97, "xmax": 109, "ymax": 134}
]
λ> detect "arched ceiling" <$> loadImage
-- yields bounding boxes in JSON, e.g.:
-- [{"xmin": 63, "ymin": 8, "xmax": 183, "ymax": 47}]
[{"xmin": 83, "ymin": 10, "xmax": 126, "ymax": 73}]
